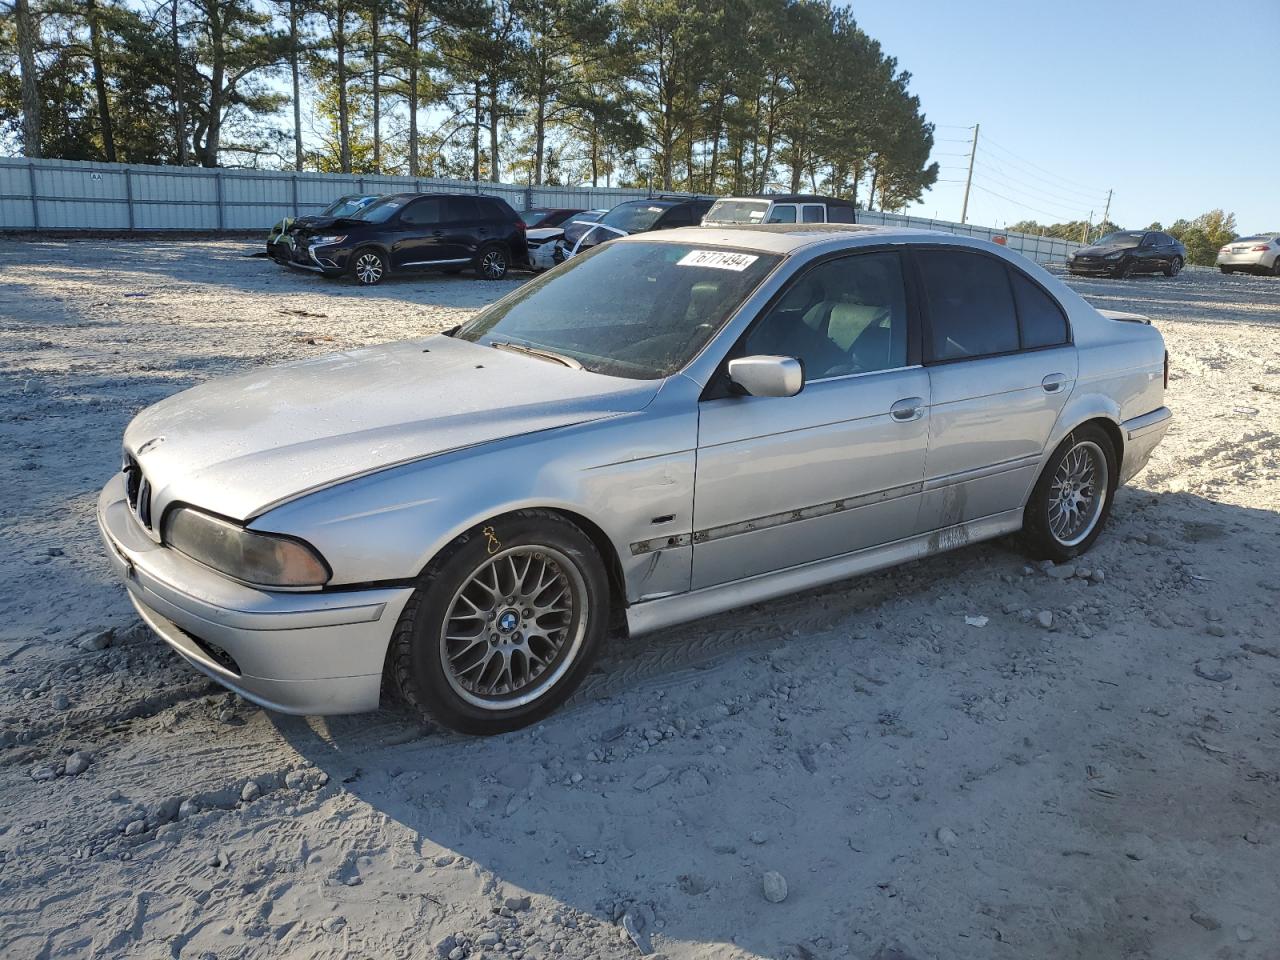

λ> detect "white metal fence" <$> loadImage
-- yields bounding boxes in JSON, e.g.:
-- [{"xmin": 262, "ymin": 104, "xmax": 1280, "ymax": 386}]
[{"xmin": 1, "ymin": 156, "xmax": 1080, "ymax": 264}]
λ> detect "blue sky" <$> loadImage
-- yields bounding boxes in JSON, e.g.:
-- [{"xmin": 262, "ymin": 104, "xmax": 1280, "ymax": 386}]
[{"xmin": 851, "ymin": 1, "xmax": 1280, "ymax": 234}]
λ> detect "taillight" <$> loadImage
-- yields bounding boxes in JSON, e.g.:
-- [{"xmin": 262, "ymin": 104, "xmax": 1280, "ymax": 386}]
[
  {"xmin": 1163, "ymin": 350, "xmax": 1169, "ymax": 389},
  {"xmin": 1252, "ymin": 244, "xmax": 1269, "ymax": 252},
  {"xmin": 514, "ymin": 219, "xmax": 526, "ymax": 233}
]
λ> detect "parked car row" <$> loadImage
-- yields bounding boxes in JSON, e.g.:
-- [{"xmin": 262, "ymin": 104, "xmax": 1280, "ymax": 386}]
[{"xmin": 268, "ymin": 191, "xmax": 865, "ymax": 284}]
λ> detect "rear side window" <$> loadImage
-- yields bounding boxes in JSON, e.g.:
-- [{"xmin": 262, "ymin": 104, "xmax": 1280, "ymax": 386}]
[
  {"xmin": 479, "ymin": 197, "xmax": 511, "ymax": 219},
  {"xmin": 917, "ymin": 250, "xmax": 1019, "ymax": 361},
  {"xmin": 659, "ymin": 205, "xmax": 694, "ymax": 227},
  {"xmin": 443, "ymin": 196, "xmax": 480, "ymax": 221},
  {"xmin": 801, "ymin": 204, "xmax": 825, "ymax": 223},
  {"xmin": 828, "ymin": 205, "xmax": 855, "ymax": 223},
  {"xmin": 766, "ymin": 205, "xmax": 797, "ymax": 223},
  {"xmin": 1010, "ymin": 271, "xmax": 1069, "ymax": 348}
]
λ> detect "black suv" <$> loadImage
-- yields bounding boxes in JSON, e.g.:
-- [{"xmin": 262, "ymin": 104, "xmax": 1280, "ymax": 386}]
[
  {"xmin": 555, "ymin": 196, "xmax": 716, "ymax": 262},
  {"xmin": 286, "ymin": 193, "xmax": 530, "ymax": 284}
]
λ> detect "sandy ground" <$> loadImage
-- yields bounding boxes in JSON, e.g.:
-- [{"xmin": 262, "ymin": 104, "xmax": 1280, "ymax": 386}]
[{"xmin": 0, "ymin": 239, "xmax": 1278, "ymax": 960}]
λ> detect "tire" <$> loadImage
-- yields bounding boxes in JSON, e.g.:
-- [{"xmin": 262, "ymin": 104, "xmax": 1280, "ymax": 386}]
[
  {"xmin": 1116, "ymin": 258, "xmax": 1136, "ymax": 279},
  {"xmin": 1220, "ymin": 267, "xmax": 1234, "ymax": 275},
  {"xmin": 474, "ymin": 242, "xmax": 509, "ymax": 280},
  {"xmin": 1272, "ymin": 259, "xmax": 1280, "ymax": 277},
  {"xmin": 1163, "ymin": 256, "xmax": 1182, "ymax": 278},
  {"xmin": 1021, "ymin": 424, "xmax": 1118, "ymax": 563},
  {"xmin": 388, "ymin": 511, "xmax": 610, "ymax": 735},
  {"xmin": 350, "ymin": 247, "xmax": 388, "ymax": 286}
]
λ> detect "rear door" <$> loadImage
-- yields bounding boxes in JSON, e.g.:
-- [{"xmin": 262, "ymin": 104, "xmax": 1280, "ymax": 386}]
[
  {"xmin": 692, "ymin": 250, "xmax": 929, "ymax": 588},
  {"xmin": 914, "ymin": 247, "xmax": 1076, "ymax": 531},
  {"xmin": 437, "ymin": 195, "xmax": 482, "ymax": 262}
]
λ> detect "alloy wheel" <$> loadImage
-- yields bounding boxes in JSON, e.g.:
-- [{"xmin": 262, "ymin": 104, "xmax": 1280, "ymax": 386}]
[
  {"xmin": 355, "ymin": 252, "xmax": 384, "ymax": 284},
  {"xmin": 480, "ymin": 249, "xmax": 507, "ymax": 280},
  {"xmin": 1048, "ymin": 440, "xmax": 1109, "ymax": 547},
  {"xmin": 438, "ymin": 545, "xmax": 587, "ymax": 709},
  {"xmin": 1170, "ymin": 257, "xmax": 1182, "ymax": 276}
]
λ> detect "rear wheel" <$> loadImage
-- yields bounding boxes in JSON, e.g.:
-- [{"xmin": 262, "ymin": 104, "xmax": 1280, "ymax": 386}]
[
  {"xmin": 1220, "ymin": 266, "xmax": 1234, "ymax": 275},
  {"xmin": 388, "ymin": 511, "xmax": 609, "ymax": 735},
  {"xmin": 474, "ymin": 243, "xmax": 509, "ymax": 280},
  {"xmin": 1022, "ymin": 425, "xmax": 1117, "ymax": 563},
  {"xmin": 1272, "ymin": 259, "xmax": 1280, "ymax": 277},
  {"xmin": 351, "ymin": 248, "xmax": 387, "ymax": 286},
  {"xmin": 1163, "ymin": 256, "xmax": 1182, "ymax": 277}
]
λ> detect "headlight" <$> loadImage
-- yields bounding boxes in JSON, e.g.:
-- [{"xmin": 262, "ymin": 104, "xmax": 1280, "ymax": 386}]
[
  {"xmin": 311, "ymin": 234, "xmax": 346, "ymax": 245},
  {"xmin": 163, "ymin": 507, "xmax": 330, "ymax": 588},
  {"xmin": 1103, "ymin": 251, "xmax": 1124, "ymax": 259}
]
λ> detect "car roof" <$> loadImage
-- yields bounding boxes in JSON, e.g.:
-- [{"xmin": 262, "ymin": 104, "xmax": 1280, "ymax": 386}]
[
  {"xmin": 715, "ymin": 194, "xmax": 854, "ymax": 205},
  {"xmin": 615, "ymin": 223, "xmax": 995, "ymax": 255}
]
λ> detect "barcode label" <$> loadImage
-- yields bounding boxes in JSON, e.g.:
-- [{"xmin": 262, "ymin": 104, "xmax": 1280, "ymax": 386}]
[{"xmin": 677, "ymin": 250, "xmax": 760, "ymax": 271}]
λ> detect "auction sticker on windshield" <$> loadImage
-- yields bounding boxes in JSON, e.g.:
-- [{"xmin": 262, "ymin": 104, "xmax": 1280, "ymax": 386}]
[{"xmin": 677, "ymin": 250, "xmax": 760, "ymax": 271}]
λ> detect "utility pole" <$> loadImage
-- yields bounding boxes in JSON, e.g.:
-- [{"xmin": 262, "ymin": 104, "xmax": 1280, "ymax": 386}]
[
  {"xmin": 1081, "ymin": 212, "xmax": 1092, "ymax": 244},
  {"xmin": 1099, "ymin": 188, "xmax": 1113, "ymax": 232},
  {"xmin": 960, "ymin": 123, "xmax": 979, "ymax": 224}
]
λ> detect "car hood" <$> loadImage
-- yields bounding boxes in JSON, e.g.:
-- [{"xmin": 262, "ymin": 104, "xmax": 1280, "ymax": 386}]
[
  {"xmin": 526, "ymin": 227, "xmax": 564, "ymax": 242},
  {"xmin": 1075, "ymin": 243, "xmax": 1135, "ymax": 257},
  {"xmin": 124, "ymin": 335, "xmax": 660, "ymax": 522}
]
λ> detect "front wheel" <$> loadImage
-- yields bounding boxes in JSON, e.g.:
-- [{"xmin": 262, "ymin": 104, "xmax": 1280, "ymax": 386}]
[
  {"xmin": 387, "ymin": 511, "xmax": 610, "ymax": 735},
  {"xmin": 1163, "ymin": 256, "xmax": 1182, "ymax": 277},
  {"xmin": 1115, "ymin": 258, "xmax": 1136, "ymax": 279},
  {"xmin": 1220, "ymin": 266, "xmax": 1234, "ymax": 275},
  {"xmin": 350, "ymin": 248, "xmax": 388, "ymax": 286},
  {"xmin": 474, "ymin": 243, "xmax": 509, "ymax": 280},
  {"xmin": 1021, "ymin": 425, "xmax": 1117, "ymax": 563}
]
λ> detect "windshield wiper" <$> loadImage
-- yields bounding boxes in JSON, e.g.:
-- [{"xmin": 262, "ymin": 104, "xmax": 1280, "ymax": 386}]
[{"xmin": 489, "ymin": 340, "xmax": 582, "ymax": 370}]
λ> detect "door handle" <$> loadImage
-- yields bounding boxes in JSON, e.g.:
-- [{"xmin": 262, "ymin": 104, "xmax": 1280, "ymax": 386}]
[
  {"xmin": 1041, "ymin": 373, "xmax": 1068, "ymax": 393},
  {"xmin": 890, "ymin": 397, "xmax": 925, "ymax": 422}
]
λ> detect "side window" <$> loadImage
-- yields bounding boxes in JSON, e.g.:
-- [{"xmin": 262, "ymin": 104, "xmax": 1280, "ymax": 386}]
[
  {"xmin": 659, "ymin": 205, "xmax": 693, "ymax": 228},
  {"xmin": 443, "ymin": 196, "xmax": 480, "ymax": 221},
  {"xmin": 801, "ymin": 204, "xmax": 825, "ymax": 223},
  {"xmin": 765, "ymin": 204, "xmax": 797, "ymax": 224},
  {"xmin": 742, "ymin": 252, "xmax": 909, "ymax": 381},
  {"xmin": 827, "ymin": 204, "xmax": 855, "ymax": 223},
  {"xmin": 1010, "ymin": 270, "xmax": 1069, "ymax": 349},
  {"xmin": 917, "ymin": 249, "xmax": 1019, "ymax": 361},
  {"xmin": 400, "ymin": 198, "xmax": 441, "ymax": 226}
]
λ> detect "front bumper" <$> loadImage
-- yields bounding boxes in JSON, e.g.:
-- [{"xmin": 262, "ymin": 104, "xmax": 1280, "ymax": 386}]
[
  {"xmin": 1068, "ymin": 257, "xmax": 1122, "ymax": 275},
  {"xmin": 96, "ymin": 474, "xmax": 413, "ymax": 715}
]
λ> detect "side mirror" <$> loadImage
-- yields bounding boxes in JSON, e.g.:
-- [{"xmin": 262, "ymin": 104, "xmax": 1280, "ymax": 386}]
[{"xmin": 727, "ymin": 356, "xmax": 804, "ymax": 398}]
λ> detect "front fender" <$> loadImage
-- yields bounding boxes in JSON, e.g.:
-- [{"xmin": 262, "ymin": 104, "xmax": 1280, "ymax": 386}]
[{"xmin": 253, "ymin": 400, "xmax": 699, "ymax": 604}]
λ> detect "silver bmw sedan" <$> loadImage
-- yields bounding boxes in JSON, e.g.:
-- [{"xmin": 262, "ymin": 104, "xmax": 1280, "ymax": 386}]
[{"xmin": 98, "ymin": 225, "xmax": 1172, "ymax": 734}]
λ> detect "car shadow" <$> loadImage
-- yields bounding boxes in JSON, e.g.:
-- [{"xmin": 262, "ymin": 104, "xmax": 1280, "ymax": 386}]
[{"xmin": 270, "ymin": 485, "xmax": 1280, "ymax": 958}]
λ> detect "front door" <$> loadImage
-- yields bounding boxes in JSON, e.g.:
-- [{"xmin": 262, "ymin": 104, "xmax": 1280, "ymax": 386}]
[
  {"xmin": 913, "ymin": 248, "xmax": 1077, "ymax": 529},
  {"xmin": 391, "ymin": 197, "xmax": 446, "ymax": 268},
  {"xmin": 692, "ymin": 250, "xmax": 929, "ymax": 589}
]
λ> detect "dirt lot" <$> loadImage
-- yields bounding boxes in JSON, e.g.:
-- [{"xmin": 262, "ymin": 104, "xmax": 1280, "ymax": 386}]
[{"xmin": 1, "ymin": 239, "xmax": 1278, "ymax": 960}]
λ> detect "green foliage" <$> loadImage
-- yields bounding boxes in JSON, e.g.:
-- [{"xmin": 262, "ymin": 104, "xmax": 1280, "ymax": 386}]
[
  {"xmin": 1, "ymin": 0, "xmax": 939, "ymax": 203},
  {"xmin": 1168, "ymin": 210, "xmax": 1237, "ymax": 266}
]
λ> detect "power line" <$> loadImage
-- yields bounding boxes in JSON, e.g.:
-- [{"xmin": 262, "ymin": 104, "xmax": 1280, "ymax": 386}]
[
  {"xmin": 968, "ymin": 183, "xmax": 1083, "ymax": 223},
  {"xmin": 972, "ymin": 157, "xmax": 1107, "ymax": 210},
  {"xmin": 979, "ymin": 135, "xmax": 1108, "ymax": 195}
]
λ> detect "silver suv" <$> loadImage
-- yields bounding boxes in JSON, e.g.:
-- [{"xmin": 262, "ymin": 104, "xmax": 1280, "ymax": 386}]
[{"xmin": 702, "ymin": 194, "xmax": 857, "ymax": 227}]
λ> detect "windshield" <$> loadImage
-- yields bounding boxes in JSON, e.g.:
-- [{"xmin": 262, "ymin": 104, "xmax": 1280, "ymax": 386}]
[
  {"xmin": 323, "ymin": 195, "xmax": 376, "ymax": 218},
  {"xmin": 352, "ymin": 196, "xmax": 408, "ymax": 223},
  {"xmin": 1094, "ymin": 231, "xmax": 1144, "ymax": 246},
  {"xmin": 457, "ymin": 241, "xmax": 781, "ymax": 379},
  {"xmin": 704, "ymin": 199, "xmax": 770, "ymax": 224},
  {"xmin": 600, "ymin": 201, "xmax": 673, "ymax": 234}
]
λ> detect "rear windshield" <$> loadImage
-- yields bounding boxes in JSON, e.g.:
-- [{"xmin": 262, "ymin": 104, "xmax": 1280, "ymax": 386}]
[
  {"xmin": 601, "ymin": 201, "xmax": 673, "ymax": 234},
  {"xmin": 704, "ymin": 199, "xmax": 770, "ymax": 224},
  {"xmin": 457, "ymin": 241, "xmax": 780, "ymax": 379},
  {"xmin": 1236, "ymin": 235, "xmax": 1277, "ymax": 243}
]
